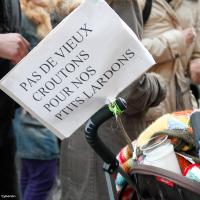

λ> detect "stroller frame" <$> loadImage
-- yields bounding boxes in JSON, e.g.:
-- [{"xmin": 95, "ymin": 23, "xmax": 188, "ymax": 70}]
[{"xmin": 85, "ymin": 98, "xmax": 200, "ymax": 200}]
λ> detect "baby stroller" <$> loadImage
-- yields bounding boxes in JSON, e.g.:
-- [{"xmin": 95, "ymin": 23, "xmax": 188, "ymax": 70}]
[{"xmin": 85, "ymin": 98, "xmax": 200, "ymax": 200}]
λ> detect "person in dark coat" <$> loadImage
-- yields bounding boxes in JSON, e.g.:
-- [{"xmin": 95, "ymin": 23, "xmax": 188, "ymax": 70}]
[
  {"xmin": 60, "ymin": 0, "xmax": 166, "ymax": 199},
  {"xmin": 0, "ymin": 0, "xmax": 29, "ymax": 198}
]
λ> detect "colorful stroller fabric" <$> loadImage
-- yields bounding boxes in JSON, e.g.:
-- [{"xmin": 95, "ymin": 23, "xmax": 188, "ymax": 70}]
[
  {"xmin": 137, "ymin": 110, "xmax": 195, "ymax": 150},
  {"xmin": 116, "ymin": 110, "xmax": 198, "ymax": 199},
  {"xmin": 116, "ymin": 145, "xmax": 135, "ymax": 199}
]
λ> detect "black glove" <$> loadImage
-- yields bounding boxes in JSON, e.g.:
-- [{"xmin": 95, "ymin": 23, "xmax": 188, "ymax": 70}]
[{"xmin": 118, "ymin": 72, "xmax": 166, "ymax": 116}]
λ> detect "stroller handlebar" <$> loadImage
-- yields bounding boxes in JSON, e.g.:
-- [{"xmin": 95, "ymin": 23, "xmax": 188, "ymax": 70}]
[{"xmin": 85, "ymin": 98, "xmax": 127, "ymax": 171}]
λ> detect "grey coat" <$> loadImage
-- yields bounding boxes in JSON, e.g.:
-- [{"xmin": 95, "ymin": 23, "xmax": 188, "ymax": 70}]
[{"xmin": 60, "ymin": 1, "xmax": 166, "ymax": 199}]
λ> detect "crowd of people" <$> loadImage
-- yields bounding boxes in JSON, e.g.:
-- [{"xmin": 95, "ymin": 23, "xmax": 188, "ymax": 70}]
[{"xmin": 0, "ymin": 0, "xmax": 200, "ymax": 200}]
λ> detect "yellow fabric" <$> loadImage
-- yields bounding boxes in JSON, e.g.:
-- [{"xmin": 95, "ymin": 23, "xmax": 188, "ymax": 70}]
[{"xmin": 137, "ymin": 110, "xmax": 193, "ymax": 147}]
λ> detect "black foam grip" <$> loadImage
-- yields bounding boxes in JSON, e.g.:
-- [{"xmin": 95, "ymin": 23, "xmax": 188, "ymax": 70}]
[{"xmin": 85, "ymin": 98, "xmax": 127, "ymax": 167}]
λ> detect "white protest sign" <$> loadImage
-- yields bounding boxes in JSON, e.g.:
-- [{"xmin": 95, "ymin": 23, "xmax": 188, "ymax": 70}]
[{"xmin": 0, "ymin": 0, "xmax": 155, "ymax": 139}]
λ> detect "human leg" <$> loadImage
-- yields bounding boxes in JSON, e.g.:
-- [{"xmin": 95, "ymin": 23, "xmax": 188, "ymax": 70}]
[
  {"xmin": 20, "ymin": 159, "xmax": 30, "ymax": 198},
  {"xmin": 23, "ymin": 159, "xmax": 57, "ymax": 200}
]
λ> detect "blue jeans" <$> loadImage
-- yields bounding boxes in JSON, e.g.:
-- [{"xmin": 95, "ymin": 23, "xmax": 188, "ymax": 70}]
[{"xmin": 20, "ymin": 159, "xmax": 57, "ymax": 200}]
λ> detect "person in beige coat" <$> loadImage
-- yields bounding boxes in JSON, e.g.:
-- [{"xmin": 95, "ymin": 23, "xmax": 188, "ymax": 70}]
[
  {"xmin": 189, "ymin": 1, "xmax": 200, "ymax": 85},
  {"xmin": 137, "ymin": 0, "xmax": 200, "ymax": 122}
]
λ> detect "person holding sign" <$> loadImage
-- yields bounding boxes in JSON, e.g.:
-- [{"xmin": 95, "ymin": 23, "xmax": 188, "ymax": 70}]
[
  {"xmin": 0, "ymin": 0, "xmax": 29, "ymax": 199},
  {"xmin": 60, "ymin": 0, "xmax": 167, "ymax": 200}
]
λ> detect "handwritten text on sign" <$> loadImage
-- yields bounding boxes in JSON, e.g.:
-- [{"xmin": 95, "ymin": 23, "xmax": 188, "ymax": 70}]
[{"xmin": 0, "ymin": 0, "xmax": 154, "ymax": 139}]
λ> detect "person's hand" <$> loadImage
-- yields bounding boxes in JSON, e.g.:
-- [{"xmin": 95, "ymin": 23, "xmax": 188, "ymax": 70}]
[
  {"xmin": 190, "ymin": 59, "xmax": 200, "ymax": 84},
  {"xmin": 182, "ymin": 27, "xmax": 196, "ymax": 47},
  {"xmin": 0, "ymin": 33, "xmax": 29, "ymax": 64}
]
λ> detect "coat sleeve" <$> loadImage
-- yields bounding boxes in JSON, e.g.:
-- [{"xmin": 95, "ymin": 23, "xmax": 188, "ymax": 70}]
[
  {"xmin": 118, "ymin": 73, "xmax": 166, "ymax": 116},
  {"xmin": 142, "ymin": 29, "xmax": 187, "ymax": 64}
]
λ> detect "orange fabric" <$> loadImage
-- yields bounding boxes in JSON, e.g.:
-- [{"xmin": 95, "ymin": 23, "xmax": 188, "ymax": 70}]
[{"xmin": 176, "ymin": 154, "xmax": 191, "ymax": 174}]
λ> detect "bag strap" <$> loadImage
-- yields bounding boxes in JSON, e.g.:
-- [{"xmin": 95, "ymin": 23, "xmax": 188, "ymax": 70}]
[{"xmin": 142, "ymin": 0, "xmax": 153, "ymax": 24}]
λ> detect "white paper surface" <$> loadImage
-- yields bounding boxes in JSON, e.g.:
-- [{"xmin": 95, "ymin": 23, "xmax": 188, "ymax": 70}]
[{"xmin": 0, "ymin": 0, "xmax": 155, "ymax": 139}]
